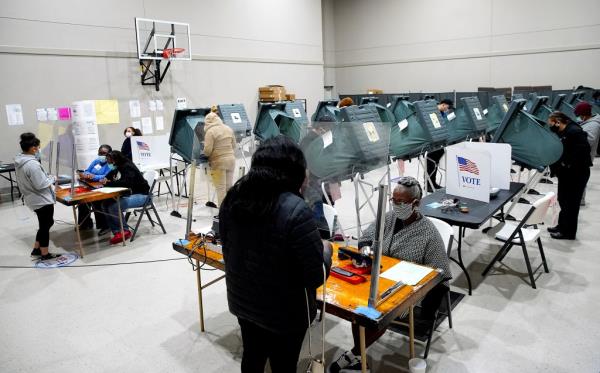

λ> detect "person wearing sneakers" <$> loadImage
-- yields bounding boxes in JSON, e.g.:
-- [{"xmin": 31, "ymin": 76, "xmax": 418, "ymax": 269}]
[
  {"xmin": 574, "ymin": 101, "xmax": 600, "ymax": 205},
  {"xmin": 203, "ymin": 108, "xmax": 236, "ymax": 206},
  {"xmin": 330, "ymin": 177, "xmax": 451, "ymax": 372},
  {"xmin": 14, "ymin": 133, "xmax": 60, "ymax": 261},
  {"xmin": 100, "ymin": 151, "xmax": 149, "ymax": 244}
]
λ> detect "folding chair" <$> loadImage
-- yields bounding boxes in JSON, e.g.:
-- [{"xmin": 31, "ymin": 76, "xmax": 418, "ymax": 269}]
[
  {"xmin": 482, "ymin": 192, "xmax": 554, "ymax": 289},
  {"xmin": 125, "ymin": 170, "xmax": 167, "ymax": 242}
]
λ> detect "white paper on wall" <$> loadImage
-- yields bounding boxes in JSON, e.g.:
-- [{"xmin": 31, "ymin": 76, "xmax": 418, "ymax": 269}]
[
  {"xmin": 176, "ymin": 97, "xmax": 187, "ymax": 110},
  {"xmin": 148, "ymin": 100, "xmax": 156, "ymax": 112},
  {"xmin": 47, "ymin": 108, "xmax": 58, "ymax": 121},
  {"xmin": 129, "ymin": 100, "xmax": 141, "ymax": 118},
  {"xmin": 156, "ymin": 100, "xmax": 164, "ymax": 111},
  {"xmin": 36, "ymin": 108, "xmax": 48, "ymax": 122},
  {"xmin": 155, "ymin": 116, "xmax": 164, "ymax": 131},
  {"xmin": 6, "ymin": 104, "xmax": 24, "ymax": 126},
  {"xmin": 141, "ymin": 117, "xmax": 153, "ymax": 134},
  {"xmin": 132, "ymin": 120, "xmax": 141, "ymax": 130}
]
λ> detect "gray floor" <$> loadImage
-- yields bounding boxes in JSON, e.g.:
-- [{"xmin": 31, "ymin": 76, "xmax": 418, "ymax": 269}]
[{"xmin": 1, "ymin": 160, "xmax": 599, "ymax": 373}]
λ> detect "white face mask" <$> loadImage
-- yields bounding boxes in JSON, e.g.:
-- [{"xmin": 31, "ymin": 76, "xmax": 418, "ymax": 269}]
[
  {"xmin": 125, "ymin": 132, "xmax": 133, "ymax": 138},
  {"xmin": 393, "ymin": 202, "xmax": 414, "ymax": 220}
]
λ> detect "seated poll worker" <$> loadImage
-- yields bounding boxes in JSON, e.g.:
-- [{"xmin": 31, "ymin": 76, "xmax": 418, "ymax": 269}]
[
  {"xmin": 203, "ymin": 109, "xmax": 236, "ymax": 206},
  {"xmin": 331, "ymin": 176, "xmax": 451, "ymax": 373},
  {"xmin": 219, "ymin": 136, "xmax": 332, "ymax": 372},
  {"xmin": 547, "ymin": 111, "xmax": 591, "ymax": 240},
  {"xmin": 100, "ymin": 151, "xmax": 150, "ymax": 245},
  {"xmin": 299, "ymin": 115, "xmax": 337, "ymax": 239},
  {"xmin": 76, "ymin": 144, "xmax": 112, "ymax": 231}
]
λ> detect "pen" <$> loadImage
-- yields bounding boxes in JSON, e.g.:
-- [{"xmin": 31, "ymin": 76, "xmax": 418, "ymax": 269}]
[{"xmin": 380, "ymin": 281, "xmax": 405, "ymax": 299}]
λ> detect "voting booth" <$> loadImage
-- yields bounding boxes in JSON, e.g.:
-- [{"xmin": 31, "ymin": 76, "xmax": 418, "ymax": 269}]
[
  {"xmin": 217, "ymin": 104, "xmax": 252, "ymax": 142},
  {"xmin": 492, "ymin": 99, "xmax": 563, "ymax": 172},
  {"xmin": 283, "ymin": 100, "xmax": 309, "ymax": 139},
  {"xmin": 445, "ymin": 142, "xmax": 512, "ymax": 203},
  {"xmin": 253, "ymin": 102, "xmax": 303, "ymax": 143},
  {"xmin": 168, "ymin": 108, "xmax": 211, "ymax": 163},
  {"xmin": 527, "ymin": 95, "xmax": 553, "ymax": 122},
  {"xmin": 311, "ymin": 100, "xmax": 340, "ymax": 122},
  {"xmin": 485, "ymin": 95, "xmax": 509, "ymax": 135},
  {"xmin": 446, "ymin": 97, "xmax": 488, "ymax": 144},
  {"xmin": 412, "ymin": 100, "xmax": 448, "ymax": 152}
]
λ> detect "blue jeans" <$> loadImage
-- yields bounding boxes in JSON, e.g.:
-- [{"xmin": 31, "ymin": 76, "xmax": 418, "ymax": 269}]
[{"xmin": 103, "ymin": 194, "xmax": 148, "ymax": 233}]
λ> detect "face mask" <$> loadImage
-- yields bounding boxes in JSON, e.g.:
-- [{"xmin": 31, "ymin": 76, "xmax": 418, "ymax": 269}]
[
  {"xmin": 97, "ymin": 155, "xmax": 106, "ymax": 163},
  {"xmin": 125, "ymin": 132, "xmax": 133, "ymax": 138},
  {"xmin": 108, "ymin": 164, "xmax": 116, "ymax": 171},
  {"xmin": 393, "ymin": 202, "xmax": 414, "ymax": 220}
]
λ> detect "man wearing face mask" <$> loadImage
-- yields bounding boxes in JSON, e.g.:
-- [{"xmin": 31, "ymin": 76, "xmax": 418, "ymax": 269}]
[
  {"xmin": 330, "ymin": 176, "xmax": 451, "ymax": 373},
  {"xmin": 76, "ymin": 144, "xmax": 113, "ymax": 232},
  {"xmin": 547, "ymin": 111, "xmax": 592, "ymax": 239}
]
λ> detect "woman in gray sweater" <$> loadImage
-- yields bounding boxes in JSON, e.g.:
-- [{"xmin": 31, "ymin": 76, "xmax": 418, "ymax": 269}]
[{"xmin": 14, "ymin": 133, "xmax": 60, "ymax": 260}]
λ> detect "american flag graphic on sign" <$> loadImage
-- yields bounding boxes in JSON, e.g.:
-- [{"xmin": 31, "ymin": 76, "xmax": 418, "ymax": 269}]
[
  {"xmin": 457, "ymin": 156, "xmax": 479, "ymax": 175},
  {"xmin": 136, "ymin": 141, "xmax": 150, "ymax": 151}
]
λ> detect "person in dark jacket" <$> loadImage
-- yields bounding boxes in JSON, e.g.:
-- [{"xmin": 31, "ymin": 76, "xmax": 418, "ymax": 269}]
[
  {"xmin": 120, "ymin": 127, "xmax": 143, "ymax": 160},
  {"xmin": 547, "ymin": 111, "xmax": 592, "ymax": 240},
  {"xmin": 100, "ymin": 150, "xmax": 150, "ymax": 244},
  {"xmin": 426, "ymin": 98, "xmax": 453, "ymax": 191},
  {"xmin": 219, "ymin": 136, "xmax": 332, "ymax": 373}
]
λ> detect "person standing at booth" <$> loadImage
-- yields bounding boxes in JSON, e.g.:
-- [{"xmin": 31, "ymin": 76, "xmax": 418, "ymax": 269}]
[
  {"xmin": 426, "ymin": 99, "xmax": 453, "ymax": 191},
  {"xmin": 547, "ymin": 111, "xmax": 592, "ymax": 240},
  {"xmin": 203, "ymin": 109, "xmax": 236, "ymax": 206},
  {"xmin": 14, "ymin": 133, "xmax": 60, "ymax": 260},
  {"xmin": 219, "ymin": 136, "xmax": 332, "ymax": 372},
  {"xmin": 574, "ymin": 102, "xmax": 600, "ymax": 205},
  {"xmin": 120, "ymin": 126, "xmax": 143, "ymax": 161}
]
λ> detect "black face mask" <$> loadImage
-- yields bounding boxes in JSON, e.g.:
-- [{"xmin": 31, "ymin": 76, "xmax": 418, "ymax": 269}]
[{"xmin": 550, "ymin": 125, "xmax": 559, "ymax": 133}]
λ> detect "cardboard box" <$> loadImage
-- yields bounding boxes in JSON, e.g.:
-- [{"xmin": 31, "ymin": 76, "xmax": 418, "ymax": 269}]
[
  {"xmin": 367, "ymin": 88, "xmax": 383, "ymax": 94},
  {"xmin": 285, "ymin": 93, "xmax": 296, "ymax": 101},
  {"xmin": 259, "ymin": 85, "xmax": 286, "ymax": 94}
]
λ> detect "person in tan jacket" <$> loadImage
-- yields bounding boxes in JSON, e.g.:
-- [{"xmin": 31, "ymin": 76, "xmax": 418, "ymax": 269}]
[{"xmin": 204, "ymin": 110, "xmax": 236, "ymax": 206}]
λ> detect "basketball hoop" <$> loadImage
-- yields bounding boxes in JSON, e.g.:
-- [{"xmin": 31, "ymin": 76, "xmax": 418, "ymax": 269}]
[{"xmin": 162, "ymin": 48, "xmax": 186, "ymax": 59}]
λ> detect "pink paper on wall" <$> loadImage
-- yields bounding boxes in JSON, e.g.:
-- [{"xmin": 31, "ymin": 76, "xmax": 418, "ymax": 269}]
[{"xmin": 57, "ymin": 107, "xmax": 71, "ymax": 120}]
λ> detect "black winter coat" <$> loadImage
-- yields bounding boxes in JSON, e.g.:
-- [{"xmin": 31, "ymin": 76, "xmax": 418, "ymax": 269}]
[
  {"xmin": 550, "ymin": 122, "xmax": 592, "ymax": 176},
  {"xmin": 106, "ymin": 162, "xmax": 150, "ymax": 195},
  {"xmin": 121, "ymin": 137, "xmax": 132, "ymax": 160},
  {"xmin": 220, "ymin": 191, "xmax": 327, "ymax": 334}
]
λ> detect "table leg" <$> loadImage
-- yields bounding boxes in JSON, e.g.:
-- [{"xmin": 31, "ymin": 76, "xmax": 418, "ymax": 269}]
[
  {"xmin": 116, "ymin": 196, "xmax": 126, "ymax": 247},
  {"xmin": 71, "ymin": 206, "xmax": 85, "ymax": 258},
  {"xmin": 454, "ymin": 226, "xmax": 472, "ymax": 295},
  {"xmin": 359, "ymin": 326, "xmax": 367, "ymax": 373},
  {"xmin": 195, "ymin": 259, "xmax": 205, "ymax": 332},
  {"xmin": 409, "ymin": 305, "xmax": 415, "ymax": 359}
]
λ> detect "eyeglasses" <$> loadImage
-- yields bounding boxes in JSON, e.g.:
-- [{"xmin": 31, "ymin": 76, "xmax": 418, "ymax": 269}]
[{"xmin": 389, "ymin": 197, "xmax": 412, "ymax": 205}]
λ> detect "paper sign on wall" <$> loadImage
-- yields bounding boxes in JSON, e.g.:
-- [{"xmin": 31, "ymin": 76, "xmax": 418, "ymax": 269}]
[
  {"xmin": 155, "ymin": 116, "xmax": 164, "ymax": 131},
  {"xmin": 47, "ymin": 108, "xmax": 58, "ymax": 121},
  {"xmin": 132, "ymin": 120, "xmax": 141, "ymax": 130},
  {"xmin": 58, "ymin": 107, "xmax": 72, "ymax": 121},
  {"xmin": 148, "ymin": 100, "xmax": 156, "ymax": 112},
  {"xmin": 129, "ymin": 100, "xmax": 141, "ymax": 118},
  {"xmin": 94, "ymin": 100, "xmax": 119, "ymax": 124},
  {"xmin": 141, "ymin": 117, "xmax": 153, "ymax": 134},
  {"xmin": 36, "ymin": 108, "xmax": 48, "ymax": 122},
  {"xmin": 176, "ymin": 97, "xmax": 187, "ymax": 110},
  {"xmin": 156, "ymin": 100, "xmax": 164, "ymax": 111},
  {"xmin": 429, "ymin": 113, "xmax": 441, "ymax": 128},
  {"xmin": 231, "ymin": 113, "xmax": 242, "ymax": 123},
  {"xmin": 6, "ymin": 104, "xmax": 24, "ymax": 126}
]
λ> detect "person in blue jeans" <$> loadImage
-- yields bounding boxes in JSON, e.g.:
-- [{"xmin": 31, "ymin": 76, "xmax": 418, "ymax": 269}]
[
  {"xmin": 77, "ymin": 144, "xmax": 113, "ymax": 231},
  {"xmin": 100, "ymin": 150, "xmax": 149, "ymax": 245}
]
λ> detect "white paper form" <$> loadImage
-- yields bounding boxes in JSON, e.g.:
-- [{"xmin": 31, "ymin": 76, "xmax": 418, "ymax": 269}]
[
  {"xmin": 380, "ymin": 261, "xmax": 433, "ymax": 286},
  {"xmin": 6, "ymin": 104, "xmax": 24, "ymax": 126}
]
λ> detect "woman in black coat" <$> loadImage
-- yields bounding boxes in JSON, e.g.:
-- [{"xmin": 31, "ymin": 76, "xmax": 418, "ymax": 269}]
[
  {"xmin": 547, "ymin": 111, "xmax": 592, "ymax": 239},
  {"xmin": 219, "ymin": 136, "xmax": 332, "ymax": 372},
  {"xmin": 120, "ymin": 127, "xmax": 143, "ymax": 160}
]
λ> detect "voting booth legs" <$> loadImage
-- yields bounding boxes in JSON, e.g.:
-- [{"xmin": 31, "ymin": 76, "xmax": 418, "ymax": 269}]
[{"xmin": 557, "ymin": 167, "xmax": 590, "ymax": 238}]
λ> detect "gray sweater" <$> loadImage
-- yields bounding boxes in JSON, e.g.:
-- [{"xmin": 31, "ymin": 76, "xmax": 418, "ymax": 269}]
[
  {"xmin": 14, "ymin": 153, "xmax": 56, "ymax": 211},
  {"xmin": 581, "ymin": 115, "xmax": 600, "ymax": 163}
]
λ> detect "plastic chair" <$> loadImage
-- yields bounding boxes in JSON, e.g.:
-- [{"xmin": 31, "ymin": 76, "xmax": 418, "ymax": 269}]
[
  {"xmin": 482, "ymin": 192, "xmax": 554, "ymax": 289},
  {"xmin": 125, "ymin": 170, "xmax": 167, "ymax": 242}
]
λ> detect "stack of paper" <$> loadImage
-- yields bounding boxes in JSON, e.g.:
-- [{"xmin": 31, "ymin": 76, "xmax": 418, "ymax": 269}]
[
  {"xmin": 380, "ymin": 261, "xmax": 433, "ymax": 286},
  {"xmin": 96, "ymin": 187, "xmax": 128, "ymax": 194}
]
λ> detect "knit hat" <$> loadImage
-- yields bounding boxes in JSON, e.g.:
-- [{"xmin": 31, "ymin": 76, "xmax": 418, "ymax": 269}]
[
  {"xmin": 574, "ymin": 101, "xmax": 592, "ymax": 117},
  {"xmin": 204, "ymin": 112, "xmax": 224, "ymax": 127}
]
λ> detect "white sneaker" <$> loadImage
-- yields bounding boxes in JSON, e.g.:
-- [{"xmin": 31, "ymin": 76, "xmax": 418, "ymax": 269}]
[{"xmin": 329, "ymin": 350, "xmax": 369, "ymax": 373}]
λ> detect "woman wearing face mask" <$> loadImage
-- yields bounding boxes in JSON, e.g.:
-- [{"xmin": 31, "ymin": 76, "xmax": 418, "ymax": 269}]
[
  {"xmin": 547, "ymin": 111, "xmax": 592, "ymax": 240},
  {"xmin": 76, "ymin": 144, "xmax": 112, "ymax": 232},
  {"xmin": 99, "ymin": 151, "xmax": 150, "ymax": 244},
  {"xmin": 331, "ymin": 176, "xmax": 451, "ymax": 373},
  {"xmin": 14, "ymin": 133, "xmax": 60, "ymax": 261},
  {"xmin": 120, "ymin": 127, "xmax": 143, "ymax": 161}
]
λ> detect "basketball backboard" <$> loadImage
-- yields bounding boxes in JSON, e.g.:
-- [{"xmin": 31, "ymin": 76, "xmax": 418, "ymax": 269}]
[
  {"xmin": 134, "ymin": 17, "xmax": 191, "ymax": 90},
  {"xmin": 135, "ymin": 18, "xmax": 191, "ymax": 60}
]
